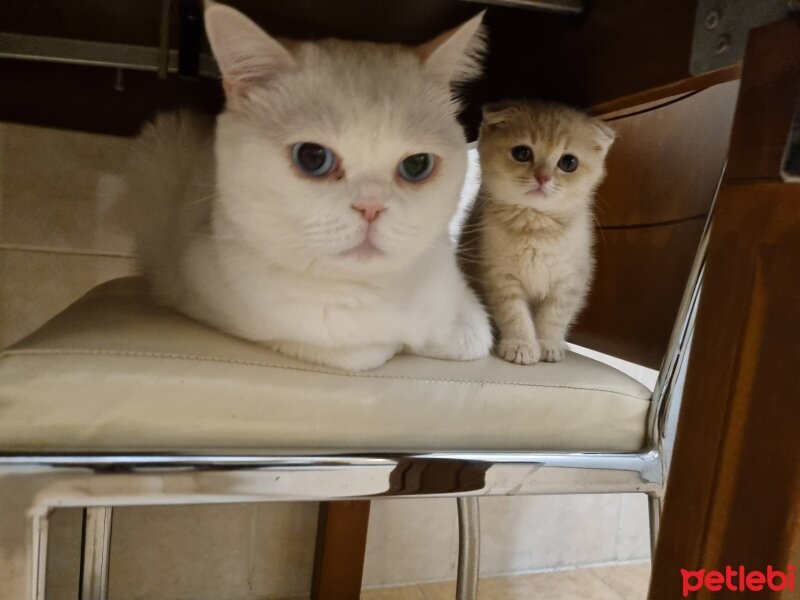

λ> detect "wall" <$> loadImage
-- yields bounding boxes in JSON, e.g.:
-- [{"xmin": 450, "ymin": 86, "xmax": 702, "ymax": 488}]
[{"xmin": 0, "ymin": 121, "xmax": 651, "ymax": 599}]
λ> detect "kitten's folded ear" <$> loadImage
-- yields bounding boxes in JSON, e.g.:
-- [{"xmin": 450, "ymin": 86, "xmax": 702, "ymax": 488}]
[
  {"xmin": 415, "ymin": 11, "xmax": 487, "ymax": 85},
  {"xmin": 204, "ymin": 3, "xmax": 295, "ymax": 107},
  {"xmin": 481, "ymin": 101, "xmax": 517, "ymax": 127},
  {"xmin": 591, "ymin": 119, "xmax": 617, "ymax": 153}
]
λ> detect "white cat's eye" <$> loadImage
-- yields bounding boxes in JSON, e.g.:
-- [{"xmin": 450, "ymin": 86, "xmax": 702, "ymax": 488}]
[
  {"xmin": 557, "ymin": 154, "xmax": 579, "ymax": 172},
  {"xmin": 292, "ymin": 142, "xmax": 337, "ymax": 178},
  {"xmin": 511, "ymin": 145, "xmax": 533, "ymax": 162},
  {"xmin": 397, "ymin": 153, "xmax": 435, "ymax": 182}
]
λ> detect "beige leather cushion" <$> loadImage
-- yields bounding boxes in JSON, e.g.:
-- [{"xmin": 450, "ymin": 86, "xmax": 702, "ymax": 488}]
[{"xmin": 0, "ymin": 278, "xmax": 651, "ymax": 453}]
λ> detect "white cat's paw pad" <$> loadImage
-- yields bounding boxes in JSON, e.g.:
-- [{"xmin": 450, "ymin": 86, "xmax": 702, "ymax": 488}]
[
  {"xmin": 496, "ymin": 339, "xmax": 541, "ymax": 365},
  {"xmin": 539, "ymin": 340, "xmax": 566, "ymax": 363}
]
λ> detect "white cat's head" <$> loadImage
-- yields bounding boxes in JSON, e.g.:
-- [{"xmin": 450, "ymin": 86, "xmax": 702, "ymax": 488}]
[
  {"xmin": 204, "ymin": 4, "xmax": 485, "ymax": 277},
  {"xmin": 478, "ymin": 100, "xmax": 615, "ymax": 219}
]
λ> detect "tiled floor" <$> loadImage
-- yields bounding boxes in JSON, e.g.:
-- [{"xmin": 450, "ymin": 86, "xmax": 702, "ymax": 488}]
[{"xmin": 278, "ymin": 563, "xmax": 650, "ymax": 600}]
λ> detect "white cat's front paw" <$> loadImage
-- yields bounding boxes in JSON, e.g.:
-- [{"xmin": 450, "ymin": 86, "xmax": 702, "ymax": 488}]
[
  {"xmin": 415, "ymin": 308, "xmax": 492, "ymax": 362},
  {"xmin": 539, "ymin": 339, "xmax": 566, "ymax": 363},
  {"xmin": 496, "ymin": 338, "xmax": 541, "ymax": 365},
  {"xmin": 452, "ymin": 319, "xmax": 493, "ymax": 361}
]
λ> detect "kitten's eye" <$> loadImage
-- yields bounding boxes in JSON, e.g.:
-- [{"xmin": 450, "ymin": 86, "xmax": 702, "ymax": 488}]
[
  {"xmin": 511, "ymin": 145, "xmax": 533, "ymax": 162},
  {"xmin": 398, "ymin": 153, "xmax": 435, "ymax": 182},
  {"xmin": 558, "ymin": 154, "xmax": 579, "ymax": 172},
  {"xmin": 292, "ymin": 142, "xmax": 336, "ymax": 177}
]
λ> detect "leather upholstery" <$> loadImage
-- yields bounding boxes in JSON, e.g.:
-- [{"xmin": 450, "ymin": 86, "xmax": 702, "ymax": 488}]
[{"xmin": 0, "ymin": 278, "xmax": 651, "ymax": 452}]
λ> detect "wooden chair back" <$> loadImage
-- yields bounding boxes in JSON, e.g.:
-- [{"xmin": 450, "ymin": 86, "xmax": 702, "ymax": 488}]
[{"xmin": 570, "ymin": 82, "xmax": 739, "ymax": 368}]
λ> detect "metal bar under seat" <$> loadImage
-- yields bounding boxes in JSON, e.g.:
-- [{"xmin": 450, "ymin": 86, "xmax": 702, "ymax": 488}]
[
  {"xmin": 79, "ymin": 507, "xmax": 113, "ymax": 600},
  {"xmin": 456, "ymin": 497, "xmax": 481, "ymax": 600}
]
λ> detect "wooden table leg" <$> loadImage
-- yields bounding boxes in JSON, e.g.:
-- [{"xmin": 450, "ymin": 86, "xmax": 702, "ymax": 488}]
[
  {"xmin": 311, "ymin": 500, "xmax": 371, "ymax": 600},
  {"xmin": 649, "ymin": 16, "xmax": 800, "ymax": 600}
]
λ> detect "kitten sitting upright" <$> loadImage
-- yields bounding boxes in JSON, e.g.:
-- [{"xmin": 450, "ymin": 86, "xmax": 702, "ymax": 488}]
[
  {"xmin": 460, "ymin": 100, "xmax": 615, "ymax": 364},
  {"xmin": 126, "ymin": 4, "xmax": 492, "ymax": 371}
]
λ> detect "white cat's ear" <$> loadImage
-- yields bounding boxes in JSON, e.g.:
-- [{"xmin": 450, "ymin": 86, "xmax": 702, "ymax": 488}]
[
  {"xmin": 416, "ymin": 12, "xmax": 487, "ymax": 84},
  {"xmin": 204, "ymin": 3, "xmax": 295, "ymax": 105},
  {"xmin": 592, "ymin": 120, "xmax": 617, "ymax": 153}
]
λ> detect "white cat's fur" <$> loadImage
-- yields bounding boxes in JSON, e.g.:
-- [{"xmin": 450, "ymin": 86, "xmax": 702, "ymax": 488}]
[
  {"xmin": 127, "ymin": 4, "xmax": 491, "ymax": 371},
  {"xmin": 459, "ymin": 100, "xmax": 615, "ymax": 364}
]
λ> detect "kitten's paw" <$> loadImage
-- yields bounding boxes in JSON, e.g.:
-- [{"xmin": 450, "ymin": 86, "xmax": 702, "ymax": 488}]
[
  {"xmin": 496, "ymin": 338, "xmax": 541, "ymax": 365},
  {"xmin": 539, "ymin": 339, "xmax": 566, "ymax": 363}
]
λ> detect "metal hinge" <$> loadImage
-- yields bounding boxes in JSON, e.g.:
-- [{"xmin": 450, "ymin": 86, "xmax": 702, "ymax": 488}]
[{"xmin": 690, "ymin": 0, "xmax": 797, "ymax": 76}]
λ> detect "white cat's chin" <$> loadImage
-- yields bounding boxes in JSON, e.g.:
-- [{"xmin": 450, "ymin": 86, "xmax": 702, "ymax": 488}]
[
  {"xmin": 316, "ymin": 248, "xmax": 429, "ymax": 280},
  {"xmin": 339, "ymin": 237, "xmax": 384, "ymax": 259}
]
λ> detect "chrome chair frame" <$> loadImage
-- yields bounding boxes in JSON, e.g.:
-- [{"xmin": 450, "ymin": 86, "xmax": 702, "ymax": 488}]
[{"xmin": 0, "ymin": 193, "xmax": 715, "ymax": 600}]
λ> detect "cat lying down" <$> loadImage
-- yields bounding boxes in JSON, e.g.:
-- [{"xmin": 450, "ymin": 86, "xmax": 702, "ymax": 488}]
[{"xmin": 126, "ymin": 3, "xmax": 491, "ymax": 371}]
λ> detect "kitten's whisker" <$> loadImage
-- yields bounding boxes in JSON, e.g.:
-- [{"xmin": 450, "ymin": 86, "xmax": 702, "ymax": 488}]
[
  {"xmin": 455, "ymin": 257, "xmax": 485, "ymax": 266},
  {"xmin": 455, "ymin": 239, "xmax": 485, "ymax": 251},
  {"xmin": 591, "ymin": 210, "xmax": 607, "ymax": 245},
  {"xmin": 456, "ymin": 224, "xmax": 490, "ymax": 234},
  {"xmin": 593, "ymin": 193, "xmax": 611, "ymax": 217},
  {"xmin": 186, "ymin": 192, "xmax": 221, "ymax": 206}
]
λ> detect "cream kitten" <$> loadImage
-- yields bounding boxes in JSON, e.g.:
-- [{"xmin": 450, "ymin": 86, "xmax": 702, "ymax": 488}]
[
  {"xmin": 460, "ymin": 100, "xmax": 615, "ymax": 364},
  {"xmin": 126, "ymin": 4, "xmax": 492, "ymax": 371}
]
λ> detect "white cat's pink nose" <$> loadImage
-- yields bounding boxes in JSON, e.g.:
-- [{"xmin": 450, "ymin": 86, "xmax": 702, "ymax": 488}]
[
  {"xmin": 535, "ymin": 173, "xmax": 551, "ymax": 185},
  {"xmin": 352, "ymin": 201, "xmax": 386, "ymax": 223}
]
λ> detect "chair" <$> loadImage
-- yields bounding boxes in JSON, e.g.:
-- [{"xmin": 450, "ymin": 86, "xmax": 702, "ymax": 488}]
[
  {"xmin": 0, "ymin": 276, "xmax": 665, "ymax": 600},
  {"xmin": 0, "ymin": 75, "xmax": 737, "ymax": 599},
  {"xmin": 1, "ymin": 272, "xmax": 657, "ymax": 593}
]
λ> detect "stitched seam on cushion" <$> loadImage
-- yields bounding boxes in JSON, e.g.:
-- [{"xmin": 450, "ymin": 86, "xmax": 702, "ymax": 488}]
[{"xmin": 0, "ymin": 348, "xmax": 652, "ymax": 401}]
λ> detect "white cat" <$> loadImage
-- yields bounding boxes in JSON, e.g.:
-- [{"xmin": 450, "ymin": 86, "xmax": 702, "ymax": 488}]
[{"xmin": 126, "ymin": 4, "xmax": 491, "ymax": 371}]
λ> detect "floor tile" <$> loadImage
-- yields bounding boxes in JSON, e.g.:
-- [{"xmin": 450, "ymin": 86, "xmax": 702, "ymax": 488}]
[
  {"xmin": 361, "ymin": 584, "xmax": 427, "ymax": 600},
  {"xmin": 418, "ymin": 580, "xmax": 457, "ymax": 600},
  {"xmin": 479, "ymin": 569, "xmax": 624, "ymax": 600},
  {"xmin": 587, "ymin": 563, "xmax": 651, "ymax": 599}
]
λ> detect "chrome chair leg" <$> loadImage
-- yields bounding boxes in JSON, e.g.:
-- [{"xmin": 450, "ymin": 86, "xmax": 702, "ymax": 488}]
[
  {"xmin": 456, "ymin": 497, "xmax": 480, "ymax": 600},
  {"xmin": 79, "ymin": 507, "xmax": 113, "ymax": 600},
  {"xmin": 0, "ymin": 477, "xmax": 49, "ymax": 600},
  {"xmin": 30, "ymin": 513, "xmax": 50, "ymax": 600},
  {"xmin": 647, "ymin": 493, "xmax": 662, "ymax": 558}
]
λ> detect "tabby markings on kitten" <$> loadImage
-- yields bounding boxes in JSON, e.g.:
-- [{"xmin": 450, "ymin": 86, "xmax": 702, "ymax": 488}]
[
  {"xmin": 459, "ymin": 100, "xmax": 615, "ymax": 364},
  {"xmin": 127, "ymin": 3, "xmax": 492, "ymax": 371}
]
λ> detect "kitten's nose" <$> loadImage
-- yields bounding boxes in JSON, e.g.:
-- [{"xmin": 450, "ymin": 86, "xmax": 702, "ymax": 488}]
[
  {"xmin": 352, "ymin": 201, "xmax": 386, "ymax": 223},
  {"xmin": 535, "ymin": 173, "xmax": 551, "ymax": 186}
]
